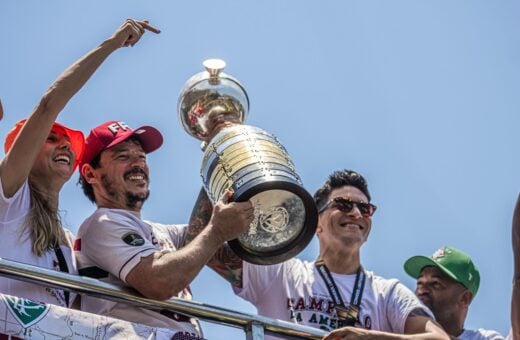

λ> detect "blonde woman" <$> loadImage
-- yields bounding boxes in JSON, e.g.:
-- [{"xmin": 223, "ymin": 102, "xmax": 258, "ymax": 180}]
[{"xmin": 0, "ymin": 19, "xmax": 159, "ymax": 307}]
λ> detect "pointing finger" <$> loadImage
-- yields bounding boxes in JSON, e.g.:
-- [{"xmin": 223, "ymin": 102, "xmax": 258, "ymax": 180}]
[{"xmin": 137, "ymin": 20, "xmax": 161, "ymax": 34}]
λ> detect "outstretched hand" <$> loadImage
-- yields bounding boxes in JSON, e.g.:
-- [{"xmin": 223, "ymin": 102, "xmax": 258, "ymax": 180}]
[{"xmin": 112, "ymin": 19, "xmax": 160, "ymax": 48}]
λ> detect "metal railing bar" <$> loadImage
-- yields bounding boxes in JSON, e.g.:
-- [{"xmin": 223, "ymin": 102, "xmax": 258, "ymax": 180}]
[{"xmin": 0, "ymin": 258, "xmax": 325, "ymax": 339}]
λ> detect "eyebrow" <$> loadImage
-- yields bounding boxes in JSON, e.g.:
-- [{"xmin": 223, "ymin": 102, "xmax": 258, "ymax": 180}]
[{"xmin": 48, "ymin": 131, "xmax": 71, "ymax": 141}]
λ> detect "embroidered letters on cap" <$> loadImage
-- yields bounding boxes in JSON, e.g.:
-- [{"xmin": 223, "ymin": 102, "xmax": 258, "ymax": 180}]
[{"xmin": 107, "ymin": 121, "xmax": 130, "ymax": 135}]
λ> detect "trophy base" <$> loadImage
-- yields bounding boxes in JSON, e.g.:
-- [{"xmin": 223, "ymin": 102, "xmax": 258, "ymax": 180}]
[{"xmin": 228, "ymin": 179, "xmax": 318, "ymax": 265}]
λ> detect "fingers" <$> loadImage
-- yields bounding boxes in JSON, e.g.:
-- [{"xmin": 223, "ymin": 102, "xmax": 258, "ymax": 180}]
[
  {"xmin": 0, "ymin": 99, "xmax": 3, "ymax": 120},
  {"xmin": 221, "ymin": 189, "xmax": 234, "ymax": 204},
  {"xmin": 138, "ymin": 20, "xmax": 161, "ymax": 34},
  {"xmin": 119, "ymin": 18, "xmax": 160, "ymax": 47}
]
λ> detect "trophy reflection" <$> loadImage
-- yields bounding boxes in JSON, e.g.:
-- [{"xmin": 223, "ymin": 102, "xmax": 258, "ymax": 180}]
[{"xmin": 178, "ymin": 59, "xmax": 317, "ymax": 265}]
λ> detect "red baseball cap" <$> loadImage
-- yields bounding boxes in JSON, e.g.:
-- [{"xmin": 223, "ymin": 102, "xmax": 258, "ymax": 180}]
[
  {"xmin": 79, "ymin": 120, "xmax": 163, "ymax": 176},
  {"xmin": 4, "ymin": 119, "xmax": 85, "ymax": 171}
]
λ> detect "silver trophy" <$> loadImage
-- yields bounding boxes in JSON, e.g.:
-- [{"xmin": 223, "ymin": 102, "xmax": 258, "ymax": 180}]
[{"xmin": 178, "ymin": 59, "xmax": 317, "ymax": 265}]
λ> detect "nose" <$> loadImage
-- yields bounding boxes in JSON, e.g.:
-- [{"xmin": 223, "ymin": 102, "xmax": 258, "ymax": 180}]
[
  {"xmin": 346, "ymin": 204, "xmax": 363, "ymax": 219},
  {"xmin": 416, "ymin": 283, "xmax": 431, "ymax": 296},
  {"xmin": 130, "ymin": 155, "xmax": 146, "ymax": 167},
  {"xmin": 57, "ymin": 136, "xmax": 71, "ymax": 150}
]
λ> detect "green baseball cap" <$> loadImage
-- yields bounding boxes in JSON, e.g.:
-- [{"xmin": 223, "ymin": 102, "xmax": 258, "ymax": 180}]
[{"xmin": 404, "ymin": 246, "xmax": 480, "ymax": 297}]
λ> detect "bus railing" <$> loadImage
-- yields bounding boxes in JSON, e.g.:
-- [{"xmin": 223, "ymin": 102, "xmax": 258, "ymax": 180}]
[{"xmin": 0, "ymin": 258, "xmax": 326, "ymax": 339}]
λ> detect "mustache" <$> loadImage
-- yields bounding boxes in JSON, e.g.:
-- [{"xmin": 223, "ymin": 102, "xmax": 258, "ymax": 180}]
[{"xmin": 124, "ymin": 167, "xmax": 149, "ymax": 181}]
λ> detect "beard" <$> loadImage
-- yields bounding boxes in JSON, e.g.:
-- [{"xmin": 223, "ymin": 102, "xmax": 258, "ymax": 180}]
[
  {"xmin": 125, "ymin": 190, "xmax": 150, "ymax": 209},
  {"xmin": 100, "ymin": 174, "xmax": 150, "ymax": 210}
]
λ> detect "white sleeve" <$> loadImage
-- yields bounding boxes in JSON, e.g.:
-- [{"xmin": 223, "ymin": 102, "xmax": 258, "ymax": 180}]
[
  {"xmin": 0, "ymin": 178, "xmax": 30, "ymax": 223},
  {"xmin": 385, "ymin": 280, "xmax": 434, "ymax": 333},
  {"xmin": 234, "ymin": 261, "xmax": 286, "ymax": 305},
  {"xmin": 81, "ymin": 211, "xmax": 156, "ymax": 282},
  {"xmin": 167, "ymin": 224, "xmax": 188, "ymax": 249}
]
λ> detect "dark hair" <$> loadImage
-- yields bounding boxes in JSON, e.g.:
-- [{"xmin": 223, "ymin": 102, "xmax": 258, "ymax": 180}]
[
  {"xmin": 78, "ymin": 136, "xmax": 143, "ymax": 203},
  {"xmin": 78, "ymin": 152, "xmax": 101, "ymax": 203},
  {"xmin": 313, "ymin": 169, "xmax": 371, "ymax": 212}
]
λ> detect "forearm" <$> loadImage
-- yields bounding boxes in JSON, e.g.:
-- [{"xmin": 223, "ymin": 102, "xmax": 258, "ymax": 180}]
[
  {"xmin": 512, "ymin": 279, "xmax": 520, "ymax": 340},
  {"xmin": 513, "ymin": 194, "xmax": 520, "ymax": 277},
  {"xmin": 0, "ymin": 36, "xmax": 121, "ymax": 195},
  {"xmin": 130, "ymin": 223, "xmax": 224, "ymax": 300},
  {"xmin": 207, "ymin": 243, "xmax": 243, "ymax": 288},
  {"xmin": 40, "ymin": 38, "xmax": 121, "ymax": 119},
  {"xmin": 185, "ymin": 188, "xmax": 245, "ymax": 286},
  {"xmin": 185, "ymin": 188, "xmax": 213, "ymax": 245},
  {"xmin": 512, "ymin": 194, "xmax": 520, "ymax": 339}
]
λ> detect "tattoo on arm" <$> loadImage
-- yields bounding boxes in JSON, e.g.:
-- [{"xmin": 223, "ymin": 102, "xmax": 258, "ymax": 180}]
[
  {"xmin": 208, "ymin": 244, "xmax": 244, "ymax": 288},
  {"xmin": 185, "ymin": 187, "xmax": 244, "ymax": 288},
  {"xmin": 185, "ymin": 188, "xmax": 213, "ymax": 245}
]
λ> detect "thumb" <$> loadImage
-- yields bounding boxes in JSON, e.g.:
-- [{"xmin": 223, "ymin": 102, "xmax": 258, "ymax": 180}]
[{"xmin": 221, "ymin": 188, "xmax": 234, "ymax": 204}]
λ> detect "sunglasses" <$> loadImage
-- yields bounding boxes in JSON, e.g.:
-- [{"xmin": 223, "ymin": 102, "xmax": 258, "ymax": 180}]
[{"xmin": 318, "ymin": 197, "xmax": 377, "ymax": 217}]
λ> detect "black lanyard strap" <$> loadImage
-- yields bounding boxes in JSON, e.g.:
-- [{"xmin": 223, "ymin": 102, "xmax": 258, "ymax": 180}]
[
  {"xmin": 315, "ymin": 259, "xmax": 366, "ymax": 328},
  {"xmin": 54, "ymin": 247, "xmax": 70, "ymax": 307}
]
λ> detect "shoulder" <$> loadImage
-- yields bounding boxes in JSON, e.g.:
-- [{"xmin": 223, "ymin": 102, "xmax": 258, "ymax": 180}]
[
  {"xmin": 78, "ymin": 208, "xmax": 141, "ymax": 236},
  {"xmin": 366, "ymin": 270, "xmax": 403, "ymax": 294}
]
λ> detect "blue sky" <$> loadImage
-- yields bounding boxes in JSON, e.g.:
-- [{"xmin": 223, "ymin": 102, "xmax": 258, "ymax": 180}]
[{"xmin": 1, "ymin": 1, "xmax": 519, "ymax": 338}]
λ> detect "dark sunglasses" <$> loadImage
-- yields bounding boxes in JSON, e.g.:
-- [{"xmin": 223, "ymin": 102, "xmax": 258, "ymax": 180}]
[{"xmin": 318, "ymin": 197, "xmax": 377, "ymax": 217}]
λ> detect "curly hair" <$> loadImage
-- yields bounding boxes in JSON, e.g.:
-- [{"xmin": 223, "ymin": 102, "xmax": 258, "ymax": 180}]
[{"xmin": 313, "ymin": 169, "xmax": 371, "ymax": 212}]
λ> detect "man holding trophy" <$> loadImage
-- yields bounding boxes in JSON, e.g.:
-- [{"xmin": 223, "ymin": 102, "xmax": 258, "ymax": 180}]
[{"xmin": 181, "ymin": 61, "xmax": 448, "ymax": 339}]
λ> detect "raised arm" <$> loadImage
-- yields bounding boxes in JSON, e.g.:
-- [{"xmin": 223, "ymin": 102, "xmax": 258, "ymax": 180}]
[
  {"xmin": 185, "ymin": 188, "xmax": 246, "ymax": 288},
  {"xmin": 512, "ymin": 194, "xmax": 520, "ymax": 340},
  {"xmin": 0, "ymin": 19, "xmax": 159, "ymax": 197},
  {"xmin": 125, "ymin": 192, "xmax": 254, "ymax": 300}
]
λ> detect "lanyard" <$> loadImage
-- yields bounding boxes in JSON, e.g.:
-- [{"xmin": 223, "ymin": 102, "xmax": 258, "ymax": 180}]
[
  {"xmin": 315, "ymin": 259, "xmax": 366, "ymax": 328},
  {"xmin": 53, "ymin": 247, "xmax": 70, "ymax": 307}
]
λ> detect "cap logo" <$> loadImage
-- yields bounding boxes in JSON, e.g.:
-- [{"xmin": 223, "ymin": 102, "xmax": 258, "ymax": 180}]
[
  {"xmin": 468, "ymin": 272, "xmax": 473, "ymax": 281},
  {"xmin": 432, "ymin": 248, "xmax": 445, "ymax": 259},
  {"xmin": 107, "ymin": 121, "xmax": 130, "ymax": 135}
]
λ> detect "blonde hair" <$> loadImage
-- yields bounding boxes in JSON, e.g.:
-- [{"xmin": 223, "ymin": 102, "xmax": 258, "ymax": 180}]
[{"xmin": 24, "ymin": 181, "xmax": 67, "ymax": 256}]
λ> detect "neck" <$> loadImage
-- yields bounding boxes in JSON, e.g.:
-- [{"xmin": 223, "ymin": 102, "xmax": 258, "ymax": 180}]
[
  {"xmin": 435, "ymin": 308, "xmax": 466, "ymax": 338},
  {"xmin": 319, "ymin": 244, "xmax": 361, "ymax": 274},
  {"xmin": 97, "ymin": 200, "xmax": 142, "ymax": 213},
  {"xmin": 28, "ymin": 179, "xmax": 60, "ymax": 209}
]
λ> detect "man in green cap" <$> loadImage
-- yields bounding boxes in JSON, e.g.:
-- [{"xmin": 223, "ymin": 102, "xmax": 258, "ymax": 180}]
[{"xmin": 404, "ymin": 246, "xmax": 504, "ymax": 339}]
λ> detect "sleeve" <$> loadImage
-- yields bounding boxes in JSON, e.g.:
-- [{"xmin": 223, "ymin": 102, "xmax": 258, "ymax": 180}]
[
  {"xmin": 478, "ymin": 329, "xmax": 506, "ymax": 340},
  {"xmin": 384, "ymin": 280, "xmax": 434, "ymax": 333},
  {"xmin": 81, "ymin": 211, "xmax": 156, "ymax": 283},
  {"xmin": 0, "ymin": 178, "xmax": 31, "ymax": 223},
  {"xmin": 167, "ymin": 224, "xmax": 188, "ymax": 249},
  {"xmin": 234, "ymin": 260, "xmax": 291, "ymax": 305}
]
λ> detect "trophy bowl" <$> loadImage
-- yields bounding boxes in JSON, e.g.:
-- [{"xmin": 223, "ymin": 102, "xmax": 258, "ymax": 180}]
[{"xmin": 178, "ymin": 59, "xmax": 317, "ymax": 265}]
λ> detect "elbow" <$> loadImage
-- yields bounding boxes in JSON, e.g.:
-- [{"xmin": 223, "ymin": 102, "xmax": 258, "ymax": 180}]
[
  {"xmin": 137, "ymin": 278, "xmax": 186, "ymax": 301},
  {"xmin": 37, "ymin": 87, "xmax": 65, "ymax": 117}
]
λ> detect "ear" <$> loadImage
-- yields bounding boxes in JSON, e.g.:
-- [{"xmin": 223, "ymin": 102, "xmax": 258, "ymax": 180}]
[
  {"xmin": 316, "ymin": 221, "xmax": 323, "ymax": 237},
  {"xmin": 81, "ymin": 164, "xmax": 98, "ymax": 185},
  {"xmin": 459, "ymin": 290, "xmax": 473, "ymax": 307}
]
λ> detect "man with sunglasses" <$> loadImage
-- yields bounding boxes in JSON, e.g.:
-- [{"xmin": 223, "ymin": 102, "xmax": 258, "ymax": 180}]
[
  {"xmin": 404, "ymin": 246, "xmax": 505, "ymax": 339},
  {"xmin": 187, "ymin": 169, "xmax": 448, "ymax": 339}
]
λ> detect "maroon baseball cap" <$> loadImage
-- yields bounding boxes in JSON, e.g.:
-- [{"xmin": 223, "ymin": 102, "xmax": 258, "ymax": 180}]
[{"xmin": 79, "ymin": 120, "xmax": 163, "ymax": 176}]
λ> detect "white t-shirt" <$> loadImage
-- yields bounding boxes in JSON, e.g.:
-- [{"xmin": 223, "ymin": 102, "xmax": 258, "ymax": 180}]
[
  {"xmin": 235, "ymin": 259, "xmax": 433, "ymax": 340},
  {"xmin": 75, "ymin": 208, "xmax": 203, "ymax": 339},
  {"xmin": 459, "ymin": 328, "xmax": 505, "ymax": 340},
  {"xmin": 0, "ymin": 179, "xmax": 77, "ymax": 307}
]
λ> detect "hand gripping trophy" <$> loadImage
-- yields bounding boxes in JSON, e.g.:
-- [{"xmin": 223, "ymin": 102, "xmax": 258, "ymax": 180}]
[{"xmin": 178, "ymin": 59, "xmax": 317, "ymax": 265}]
